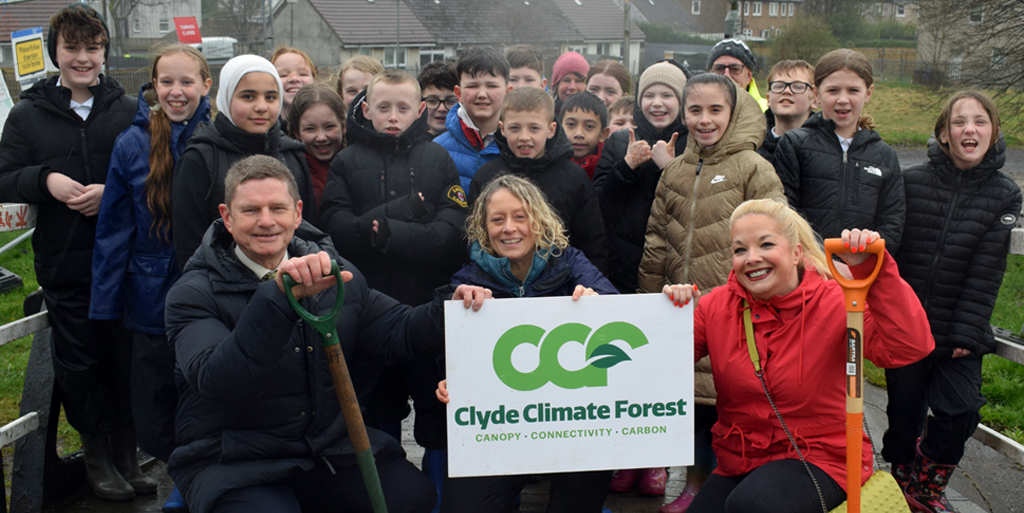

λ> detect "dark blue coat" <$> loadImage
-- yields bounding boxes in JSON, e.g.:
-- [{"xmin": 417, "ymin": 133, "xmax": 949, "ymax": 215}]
[
  {"xmin": 164, "ymin": 221, "xmax": 444, "ymax": 513},
  {"xmin": 434, "ymin": 104, "xmax": 501, "ymax": 190},
  {"xmin": 90, "ymin": 84, "xmax": 210, "ymax": 334},
  {"xmin": 450, "ymin": 246, "xmax": 617, "ymax": 298}
]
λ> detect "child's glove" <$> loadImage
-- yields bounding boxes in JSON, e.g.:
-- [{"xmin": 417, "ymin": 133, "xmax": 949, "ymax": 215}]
[{"xmin": 624, "ymin": 128, "xmax": 652, "ymax": 169}]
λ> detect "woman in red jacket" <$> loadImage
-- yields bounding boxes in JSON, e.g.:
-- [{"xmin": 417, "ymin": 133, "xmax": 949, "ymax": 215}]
[{"xmin": 663, "ymin": 198, "xmax": 934, "ymax": 513}]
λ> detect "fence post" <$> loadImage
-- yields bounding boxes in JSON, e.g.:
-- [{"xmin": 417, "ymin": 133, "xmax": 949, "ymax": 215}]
[{"xmin": 9, "ymin": 297, "xmax": 86, "ymax": 513}]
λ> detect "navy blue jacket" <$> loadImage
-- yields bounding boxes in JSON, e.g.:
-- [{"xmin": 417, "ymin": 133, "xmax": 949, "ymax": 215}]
[
  {"xmin": 90, "ymin": 84, "xmax": 210, "ymax": 334},
  {"xmin": 165, "ymin": 221, "xmax": 444, "ymax": 513},
  {"xmin": 450, "ymin": 246, "xmax": 617, "ymax": 298}
]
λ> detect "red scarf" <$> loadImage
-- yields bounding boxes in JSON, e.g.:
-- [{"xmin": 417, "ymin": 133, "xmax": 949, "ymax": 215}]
[
  {"xmin": 460, "ymin": 118, "xmax": 486, "ymax": 150},
  {"xmin": 305, "ymin": 153, "xmax": 330, "ymax": 208},
  {"xmin": 572, "ymin": 141, "xmax": 604, "ymax": 180}
]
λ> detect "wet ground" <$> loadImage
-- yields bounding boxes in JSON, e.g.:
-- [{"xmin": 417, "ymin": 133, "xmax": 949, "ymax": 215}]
[{"xmin": 57, "ymin": 383, "xmax": 1022, "ymax": 513}]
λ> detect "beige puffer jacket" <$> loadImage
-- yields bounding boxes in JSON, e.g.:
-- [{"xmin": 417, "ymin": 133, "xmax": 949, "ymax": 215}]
[{"xmin": 638, "ymin": 88, "xmax": 784, "ymax": 404}]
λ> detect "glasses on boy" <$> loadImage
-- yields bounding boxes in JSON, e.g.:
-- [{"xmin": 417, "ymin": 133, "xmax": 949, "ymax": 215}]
[
  {"xmin": 424, "ymin": 96, "xmax": 459, "ymax": 109},
  {"xmin": 768, "ymin": 81, "xmax": 812, "ymax": 94},
  {"xmin": 711, "ymin": 63, "xmax": 745, "ymax": 76}
]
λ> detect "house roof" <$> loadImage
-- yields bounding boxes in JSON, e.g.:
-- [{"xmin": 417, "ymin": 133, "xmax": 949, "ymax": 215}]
[
  {"xmin": 547, "ymin": 0, "xmax": 644, "ymax": 42},
  {"xmin": 404, "ymin": 0, "xmax": 581, "ymax": 45},
  {"xmin": 0, "ymin": 0, "xmax": 74, "ymax": 43},
  {"xmin": 306, "ymin": 0, "xmax": 435, "ymax": 46},
  {"xmin": 625, "ymin": 0, "xmax": 701, "ymax": 33}
]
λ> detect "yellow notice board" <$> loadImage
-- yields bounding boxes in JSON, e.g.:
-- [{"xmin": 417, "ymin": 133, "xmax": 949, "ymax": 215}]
[{"xmin": 12, "ymin": 28, "xmax": 47, "ymax": 82}]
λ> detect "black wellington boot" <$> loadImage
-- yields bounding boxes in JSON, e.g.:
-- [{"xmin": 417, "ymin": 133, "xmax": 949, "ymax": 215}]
[
  {"xmin": 110, "ymin": 427, "xmax": 159, "ymax": 495},
  {"xmin": 80, "ymin": 433, "xmax": 135, "ymax": 501}
]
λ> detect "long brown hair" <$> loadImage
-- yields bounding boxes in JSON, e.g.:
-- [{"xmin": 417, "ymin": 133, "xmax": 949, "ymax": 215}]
[
  {"xmin": 814, "ymin": 49, "xmax": 875, "ymax": 131},
  {"xmin": 145, "ymin": 45, "xmax": 211, "ymax": 241},
  {"xmin": 934, "ymin": 90, "xmax": 1001, "ymax": 163}
]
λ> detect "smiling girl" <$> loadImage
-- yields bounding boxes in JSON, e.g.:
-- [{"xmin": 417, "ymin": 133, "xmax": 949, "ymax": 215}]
[
  {"xmin": 287, "ymin": 82, "xmax": 346, "ymax": 208},
  {"xmin": 882, "ymin": 91, "xmax": 1022, "ymax": 512},
  {"xmin": 271, "ymin": 46, "xmax": 318, "ymax": 133},
  {"xmin": 172, "ymin": 55, "xmax": 316, "ymax": 271},
  {"xmin": 586, "ymin": 59, "xmax": 631, "ymax": 107},
  {"xmin": 772, "ymin": 49, "xmax": 905, "ymax": 252},
  {"xmin": 90, "ymin": 44, "xmax": 212, "ymax": 510}
]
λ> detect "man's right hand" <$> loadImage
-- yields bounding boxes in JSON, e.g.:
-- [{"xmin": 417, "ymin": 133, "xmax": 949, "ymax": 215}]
[{"xmin": 275, "ymin": 251, "xmax": 352, "ymax": 300}]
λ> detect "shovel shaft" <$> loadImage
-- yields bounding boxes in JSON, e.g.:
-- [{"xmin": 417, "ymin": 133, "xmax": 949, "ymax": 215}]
[{"xmin": 846, "ymin": 312, "xmax": 865, "ymax": 513}]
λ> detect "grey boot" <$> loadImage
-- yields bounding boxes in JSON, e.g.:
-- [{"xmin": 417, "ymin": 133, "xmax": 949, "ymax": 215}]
[
  {"xmin": 80, "ymin": 433, "xmax": 135, "ymax": 501},
  {"xmin": 110, "ymin": 427, "xmax": 158, "ymax": 495}
]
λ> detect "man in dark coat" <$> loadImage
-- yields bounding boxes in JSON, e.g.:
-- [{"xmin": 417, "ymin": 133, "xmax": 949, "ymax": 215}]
[{"xmin": 165, "ymin": 155, "xmax": 444, "ymax": 513}]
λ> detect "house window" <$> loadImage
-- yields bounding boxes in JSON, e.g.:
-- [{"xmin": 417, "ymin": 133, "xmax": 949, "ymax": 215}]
[
  {"xmin": 896, "ymin": 5, "xmax": 905, "ymax": 17},
  {"xmin": 419, "ymin": 49, "xmax": 445, "ymax": 68},
  {"xmin": 788, "ymin": 2, "xmax": 794, "ymax": 16},
  {"xmin": 969, "ymin": 7, "xmax": 983, "ymax": 23},
  {"xmin": 568, "ymin": 45, "xmax": 586, "ymax": 54},
  {"xmin": 992, "ymin": 49, "xmax": 1007, "ymax": 67},
  {"xmin": 743, "ymin": 28, "xmax": 753, "ymax": 37},
  {"xmin": 159, "ymin": 18, "xmax": 170, "ymax": 32},
  {"xmin": 776, "ymin": 28, "xmax": 784, "ymax": 37},
  {"xmin": 769, "ymin": 2, "xmax": 778, "ymax": 16},
  {"xmin": 133, "ymin": 19, "xmax": 141, "ymax": 33},
  {"xmin": 385, "ymin": 47, "xmax": 407, "ymax": 68},
  {"xmin": 692, "ymin": 0, "xmax": 701, "ymax": 15},
  {"xmin": 753, "ymin": 2, "xmax": 762, "ymax": 16},
  {"xmin": 743, "ymin": 2, "xmax": 750, "ymax": 15},
  {"xmin": 760, "ymin": 29, "xmax": 769, "ymax": 38}
]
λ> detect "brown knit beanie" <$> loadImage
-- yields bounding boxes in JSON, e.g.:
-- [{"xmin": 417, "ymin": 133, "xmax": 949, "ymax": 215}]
[{"xmin": 637, "ymin": 61, "xmax": 686, "ymax": 103}]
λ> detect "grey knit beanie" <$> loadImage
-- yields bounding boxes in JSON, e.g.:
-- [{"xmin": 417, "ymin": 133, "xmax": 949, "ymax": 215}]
[{"xmin": 637, "ymin": 62, "xmax": 687, "ymax": 103}]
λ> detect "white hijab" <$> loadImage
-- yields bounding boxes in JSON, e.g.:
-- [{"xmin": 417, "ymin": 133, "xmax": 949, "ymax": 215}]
[{"xmin": 216, "ymin": 55, "xmax": 283, "ymax": 127}]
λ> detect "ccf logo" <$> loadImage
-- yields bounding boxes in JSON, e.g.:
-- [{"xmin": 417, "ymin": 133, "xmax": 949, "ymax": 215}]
[{"xmin": 492, "ymin": 322, "xmax": 649, "ymax": 391}]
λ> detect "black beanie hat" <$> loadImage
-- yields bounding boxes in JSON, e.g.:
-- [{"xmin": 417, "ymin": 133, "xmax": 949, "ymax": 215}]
[
  {"xmin": 706, "ymin": 38, "xmax": 756, "ymax": 71},
  {"xmin": 47, "ymin": 3, "xmax": 111, "ymax": 65}
]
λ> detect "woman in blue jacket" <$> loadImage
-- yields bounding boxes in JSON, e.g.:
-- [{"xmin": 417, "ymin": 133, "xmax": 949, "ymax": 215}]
[
  {"xmin": 438, "ymin": 174, "xmax": 617, "ymax": 513},
  {"xmin": 90, "ymin": 44, "xmax": 212, "ymax": 510}
]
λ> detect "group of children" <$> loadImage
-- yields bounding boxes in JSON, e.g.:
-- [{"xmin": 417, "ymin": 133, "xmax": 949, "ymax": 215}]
[{"xmin": 0, "ymin": 4, "xmax": 1018, "ymax": 513}]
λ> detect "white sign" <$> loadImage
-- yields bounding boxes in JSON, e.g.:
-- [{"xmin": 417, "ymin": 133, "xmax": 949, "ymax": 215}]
[
  {"xmin": 0, "ymin": 70, "xmax": 13, "ymax": 138},
  {"xmin": 444, "ymin": 293, "xmax": 694, "ymax": 477},
  {"xmin": 12, "ymin": 27, "xmax": 47, "ymax": 84}
]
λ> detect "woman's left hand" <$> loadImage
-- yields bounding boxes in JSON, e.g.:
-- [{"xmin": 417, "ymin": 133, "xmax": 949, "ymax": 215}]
[
  {"xmin": 837, "ymin": 228, "xmax": 881, "ymax": 267},
  {"xmin": 452, "ymin": 284, "xmax": 493, "ymax": 311},
  {"xmin": 572, "ymin": 284, "xmax": 598, "ymax": 300}
]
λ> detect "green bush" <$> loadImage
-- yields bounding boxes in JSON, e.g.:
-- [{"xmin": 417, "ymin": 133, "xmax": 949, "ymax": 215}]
[
  {"xmin": 878, "ymin": 20, "xmax": 917, "ymax": 40},
  {"xmin": 850, "ymin": 39, "xmax": 917, "ymax": 49},
  {"xmin": 769, "ymin": 15, "xmax": 839, "ymax": 64}
]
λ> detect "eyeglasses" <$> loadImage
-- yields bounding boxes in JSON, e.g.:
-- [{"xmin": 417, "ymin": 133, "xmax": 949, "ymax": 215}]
[
  {"xmin": 711, "ymin": 63, "xmax": 746, "ymax": 75},
  {"xmin": 423, "ymin": 96, "xmax": 459, "ymax": 110},
  {"xmin": 768, "ymin": 81, "xmax": 812, "ymax": 94}
]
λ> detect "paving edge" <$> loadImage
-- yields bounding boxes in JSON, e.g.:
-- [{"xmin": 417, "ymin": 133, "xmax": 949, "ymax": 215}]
[{"xmin": 971, "ymin": 424, "xmax": 1024, "ymax": 467}]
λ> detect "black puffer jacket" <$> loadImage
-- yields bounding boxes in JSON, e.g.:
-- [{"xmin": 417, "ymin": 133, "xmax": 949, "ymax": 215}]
[
  {"xmin": 0, "ymin": 74, "xmax": 134, "ymax": 289},
  {"xmin": 320, "ymin": 91, "xmax": 467, "ymax": 306},
  {"xmin": 593, "ymin": 102, "xmax": 687, "ymax": 293},
  {"xmin": 165, "ymin": 221, "xmax": 443, "ymax": 513},
  {"xmin": 772, "ymin": 112, "xmax": 905, "ymax": 251},
  {"xmin": 171, "ymin": 115, "xmax": 316, "ymax": 271},
  {"xmin": 757, "ymin": 107, "xmax": 779, "ymax": 162},
  {"xmin": 470, "ymin": 125, "xmax": 609, "ymax": 275},
  {"xmin": 894, "ymin": 137, "xmax": 1022, "ymax": 357}
]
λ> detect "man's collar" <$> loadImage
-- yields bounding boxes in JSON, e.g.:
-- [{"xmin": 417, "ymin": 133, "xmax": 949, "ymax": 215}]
[{"xmin": 234, "ymin": 245, "xmax": 288, "ymax": 280}]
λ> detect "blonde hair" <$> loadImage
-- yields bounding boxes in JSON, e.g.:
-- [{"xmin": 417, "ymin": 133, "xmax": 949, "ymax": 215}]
[
  {"xmin": 730, "ymin": 199, "xmax": 831, "ymax": 280},
  {"xmin": 366, "ymin": 69, "xmax": 421, "ymax": 103},
  {"xmin": 466, "ymin": 175, "xmax": 569, "ymax": 257},
  {"xmin": 500, "ymin": 86, "xmax": 555, "ymax": 122}
]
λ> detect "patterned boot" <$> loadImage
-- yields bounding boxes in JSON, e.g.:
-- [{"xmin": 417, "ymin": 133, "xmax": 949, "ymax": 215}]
[
  {"xmin": 890, "ymin": 461, "xmax": 914, "ymax": 492},
  {"xmin": 905, "ymin": 447, "xmax": 958, "ymax": 513}
]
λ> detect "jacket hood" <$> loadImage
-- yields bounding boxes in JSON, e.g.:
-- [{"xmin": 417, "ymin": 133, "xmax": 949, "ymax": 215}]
[
  {"xmin": 191, "ymin": 114, "xmax": 304, "ymax": 156},
  {"xmin": 184, "ymin": 219, "xmax": 337, "ymax": 286},
  {"xmin": 927, "ymin": 131, "xmax": 1006, "ymax": 177},
  {"xmin": 632, "ymin": 88, "xmax": 687, "ymax": 144},
  {"xmin": 22, "ymin": 74, "xmax": 127, "ymax": 118},
  {"xmin": 493, "ymin": 121, "xmax": 575, "ymax": 172},
  {"xmin": 346, "ymin": 89, "xmax": 430, "ymax": 153},
  {"xmin": 684, "ymin": 85, "xmax": 766, "ymax": 164},
  {"xmin": 132, "ymin": 83, "xmax": 212, "ymax": 134}
]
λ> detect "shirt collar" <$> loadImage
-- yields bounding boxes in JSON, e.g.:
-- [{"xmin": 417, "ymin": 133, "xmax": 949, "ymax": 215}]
[
  {"xmin": 457, "ymin": 106, "xmax": 495, "ymax": 147},
  {"xmin": 56, "ymin": 77, "xmax": 94, "ymax": 120},
  {"xmin": 234, "ymin": 244, "xmax": 288, "ymax": 280}
]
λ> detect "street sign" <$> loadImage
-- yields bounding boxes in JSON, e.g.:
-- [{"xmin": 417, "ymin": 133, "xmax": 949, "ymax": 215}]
[
  {"xmin": 173, "ymin": 17, "xmax": 202, "ymax": 45},
  {"xmin": 12, "ymin": 27, "xmax": 46, "ymax": 84}
]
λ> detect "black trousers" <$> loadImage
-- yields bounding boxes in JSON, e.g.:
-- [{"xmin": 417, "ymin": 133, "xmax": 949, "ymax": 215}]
[
  {"xmin": 44, "ymin": 286, "xmax": 133, "ymax": 436},
  {"xmin": 441, "ymin": 470, "xmax": 612, "ymax": 513},
  {"xmin": 881, "ymin": 356, "xmax": 985, "ymax": 465},
  {"xmin": 211, "ymin": 456, "xmax": 435, "ymax": 513},
  {"xmin": 688, "ymin": 459, "xmax": 846, "ymax": 513},
  {"xmin": 131, "ymin": 331, "xmax": 178, "ymax": 462}
]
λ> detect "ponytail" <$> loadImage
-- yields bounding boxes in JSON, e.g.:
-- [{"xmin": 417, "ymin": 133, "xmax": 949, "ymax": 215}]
[
  {"xmin": 146, "ymin": 104, "xmax": 174, "ymax": 242},
  {"xmin": 730, "ymin": 199, "xmax": 832, "ymax": 280}
]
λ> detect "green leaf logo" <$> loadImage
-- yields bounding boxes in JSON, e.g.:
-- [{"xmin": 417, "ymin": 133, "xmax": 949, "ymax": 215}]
[{"xmin": 588, "ymin": 344, "xmax": 631, "ymax": 369}]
